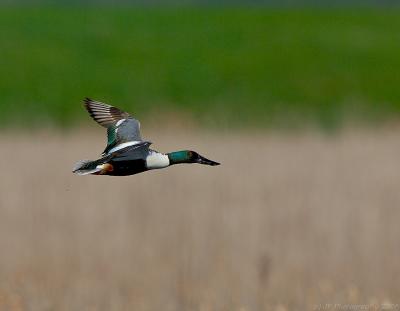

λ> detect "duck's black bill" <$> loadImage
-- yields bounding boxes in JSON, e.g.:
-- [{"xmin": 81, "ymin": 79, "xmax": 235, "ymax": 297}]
[{"xmin": 197, "ymin": 155, "xmax": 220, "ymax": 166}]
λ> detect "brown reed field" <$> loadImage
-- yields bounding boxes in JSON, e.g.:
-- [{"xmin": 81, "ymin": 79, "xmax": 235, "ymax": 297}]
[{"xmin": 0, "ymin": 129, "xmax": 399, "ymax": 310}]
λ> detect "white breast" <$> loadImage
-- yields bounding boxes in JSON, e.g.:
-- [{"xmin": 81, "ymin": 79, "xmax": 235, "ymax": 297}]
[{"xmin": 146, "ymin": 152, "xmax": 170, "ymax": 169}]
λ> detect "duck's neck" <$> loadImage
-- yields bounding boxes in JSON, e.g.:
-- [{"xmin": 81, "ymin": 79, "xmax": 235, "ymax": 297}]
[{"xmin": 167, "ymin": 150, "xmax": 192, "ymax": 165}]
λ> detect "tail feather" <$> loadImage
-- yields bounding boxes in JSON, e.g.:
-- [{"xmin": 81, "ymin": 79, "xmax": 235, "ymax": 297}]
[{"xmin": 72, "ymin": 159, "xmax": 102, "ymax": 175}]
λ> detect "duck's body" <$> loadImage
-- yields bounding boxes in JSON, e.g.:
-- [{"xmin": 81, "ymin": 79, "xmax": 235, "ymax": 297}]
[{"xmin": 73, "ymin": 98, "xmax": 220, "ymax": 176}]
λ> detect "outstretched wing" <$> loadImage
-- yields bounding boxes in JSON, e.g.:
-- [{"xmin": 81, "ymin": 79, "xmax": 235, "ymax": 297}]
[
  {"xmin": 84, "ymin": 98, "xmax": 143, "ymax": 155},
  {"xmin": 110, "ymin": 141, "xmax": 152, "ymax": 162}
]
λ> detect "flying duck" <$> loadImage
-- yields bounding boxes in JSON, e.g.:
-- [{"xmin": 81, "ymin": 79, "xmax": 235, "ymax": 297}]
[{"xmin": 73, "ymin": 98, "xmax": 220, "ymax": 176}]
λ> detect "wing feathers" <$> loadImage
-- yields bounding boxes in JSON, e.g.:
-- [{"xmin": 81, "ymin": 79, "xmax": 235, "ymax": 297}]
[
  {"xmin": 84, "ymin": 98, "xmax": 130, "ymax": 128},
  {"xmin": 83, "ymin": 98, "xmax": 143, "ymax": 154}
]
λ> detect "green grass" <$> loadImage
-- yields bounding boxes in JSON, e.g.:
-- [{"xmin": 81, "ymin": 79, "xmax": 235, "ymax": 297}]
[{"xmin": 1, "ymin": 7, "xmax": 400, "ymax": 129}]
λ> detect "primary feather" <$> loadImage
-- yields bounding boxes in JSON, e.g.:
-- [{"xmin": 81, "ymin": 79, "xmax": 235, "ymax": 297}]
[{"xmin": 84, "ymin": 98, "xmax": 142, "ymax": 155}]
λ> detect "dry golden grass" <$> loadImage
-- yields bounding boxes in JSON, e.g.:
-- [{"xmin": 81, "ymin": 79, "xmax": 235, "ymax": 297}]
[{"xmin": 0, "ymin": 129, "xmax": 399, "ymax": 310}]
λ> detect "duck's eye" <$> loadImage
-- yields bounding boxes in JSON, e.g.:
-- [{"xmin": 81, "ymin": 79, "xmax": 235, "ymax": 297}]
[{"xmin": 191, "ymin": 152, "xmax": 199, "ymax": 159}]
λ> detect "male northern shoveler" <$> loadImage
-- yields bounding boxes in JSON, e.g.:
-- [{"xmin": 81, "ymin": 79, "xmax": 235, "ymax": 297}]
[{"xmin": 73, "ymin": 98, "xmax": 220, "ymax": 176}]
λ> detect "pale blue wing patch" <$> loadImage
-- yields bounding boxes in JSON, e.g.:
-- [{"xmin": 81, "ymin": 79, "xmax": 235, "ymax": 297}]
[
  {"xmin": 110, "ymin": 141, "xmax": 152, "ymax": 162},
  {"xmin": 115, "ymin": 118, "xmax": 141, "ymax": 142}
]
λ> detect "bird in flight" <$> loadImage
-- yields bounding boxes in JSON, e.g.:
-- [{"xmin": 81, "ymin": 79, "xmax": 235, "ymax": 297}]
[{"xmin": 73, "ymin": 98, "xmax": 220, "ymax": 176}]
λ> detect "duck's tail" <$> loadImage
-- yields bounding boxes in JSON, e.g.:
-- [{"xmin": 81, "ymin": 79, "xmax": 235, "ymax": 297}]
[{"xmin": 72, "ymin": 159, "xmax": 103, "ymax": 175}]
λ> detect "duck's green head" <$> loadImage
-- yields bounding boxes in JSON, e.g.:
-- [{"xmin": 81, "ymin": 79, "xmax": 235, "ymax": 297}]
[{"xmin": 168, "ymin": 150, "xmax": 220, "ymax": 166}]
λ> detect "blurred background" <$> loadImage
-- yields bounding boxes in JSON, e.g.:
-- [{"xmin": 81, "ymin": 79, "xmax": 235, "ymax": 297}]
[{"xmin": 1, "ymin": 2, "xmax": 400, "ymax": 310}]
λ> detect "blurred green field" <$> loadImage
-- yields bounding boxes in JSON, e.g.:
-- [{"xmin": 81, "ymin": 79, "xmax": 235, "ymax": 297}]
[{"xmin": 1, "ymin": 7, "xmax": 400, "ymax": 129}]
